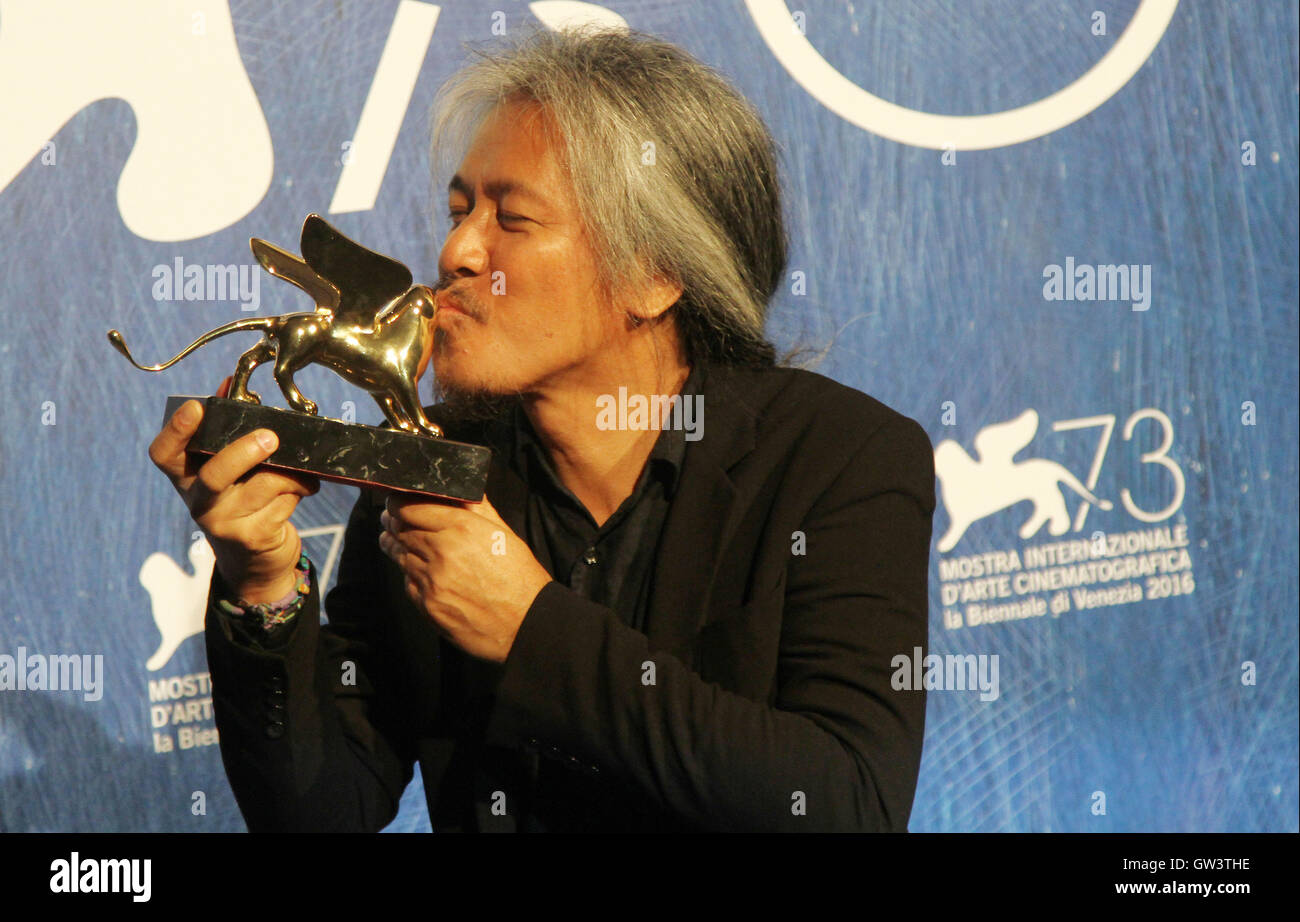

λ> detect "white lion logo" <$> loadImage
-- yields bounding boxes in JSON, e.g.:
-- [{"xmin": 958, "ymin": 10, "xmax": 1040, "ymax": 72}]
[
  {"xmin": 139, "ymin": 538, "xmax": 215, "ymax": 672},
  {"xmin": 934, "ymin": 409, "xmax": 1112, "ymax": 553}
]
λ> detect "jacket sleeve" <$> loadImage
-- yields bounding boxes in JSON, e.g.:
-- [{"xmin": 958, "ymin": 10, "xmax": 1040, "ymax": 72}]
[
  {"xmin": 204, "ymin": 489, "xmax": 417, "ymax": 832},
  {"xmin": 481, "ymin": 415, "xmax": 935, "ymax": 832}
]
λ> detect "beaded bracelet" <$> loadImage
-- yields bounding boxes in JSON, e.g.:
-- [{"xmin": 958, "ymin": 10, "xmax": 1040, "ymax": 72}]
[{"xmin": 217, "ymin": 553, "xmax": 312, "ymax": 631}]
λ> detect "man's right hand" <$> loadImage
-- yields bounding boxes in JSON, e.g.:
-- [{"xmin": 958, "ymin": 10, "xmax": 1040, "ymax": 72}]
[{"xmin": 149, "ymin": 376, "xmax": 320, "ymax": 603}]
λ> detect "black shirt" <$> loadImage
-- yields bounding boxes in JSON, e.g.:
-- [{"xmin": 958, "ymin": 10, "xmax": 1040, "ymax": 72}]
[{"xmin": 512, "ymin": 364, "xmax": 700, "ymax": 633}]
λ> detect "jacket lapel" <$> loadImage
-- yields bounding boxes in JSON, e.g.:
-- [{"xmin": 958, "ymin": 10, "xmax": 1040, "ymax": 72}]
[
  {"xmin": 642, "ymin": 362, "xmax": 758, "ymax": 661},
  {"xmin": 483, "ymin": 439, "xmax": 529, "ymax": 538}
]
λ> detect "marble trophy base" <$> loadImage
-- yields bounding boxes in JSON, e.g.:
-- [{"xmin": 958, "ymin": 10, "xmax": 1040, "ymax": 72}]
[{"xmin": 164, "ymin": 395, "xmax": 492, "ymax": 501}]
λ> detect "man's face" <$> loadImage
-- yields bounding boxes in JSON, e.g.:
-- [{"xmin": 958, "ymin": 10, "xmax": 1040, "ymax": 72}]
[{"xmin": 431, "ymin": 101, "xmax": 618, "ymax": 398}]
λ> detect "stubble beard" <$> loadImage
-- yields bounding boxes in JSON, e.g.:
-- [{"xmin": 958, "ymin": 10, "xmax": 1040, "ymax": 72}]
[{"xmin": 428, "ymin": 330, "xmax": 522, "ymax": 425}]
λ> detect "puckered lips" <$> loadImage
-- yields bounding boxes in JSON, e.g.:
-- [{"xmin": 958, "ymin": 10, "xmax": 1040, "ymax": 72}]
[{"xmin": 434, "ymin": 290, "xmax": 473, "ymax": 320}]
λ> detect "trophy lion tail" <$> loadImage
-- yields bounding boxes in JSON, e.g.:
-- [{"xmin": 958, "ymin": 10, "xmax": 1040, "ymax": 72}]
[{"xmin": 106, "ymin": 316, "xmax": 278, "ymax": 372}]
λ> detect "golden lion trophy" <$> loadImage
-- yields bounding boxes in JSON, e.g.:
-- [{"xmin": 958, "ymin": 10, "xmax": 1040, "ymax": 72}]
[{"xmin": 107, "ymin": 214, "xmax": 490, "ymax": 500}]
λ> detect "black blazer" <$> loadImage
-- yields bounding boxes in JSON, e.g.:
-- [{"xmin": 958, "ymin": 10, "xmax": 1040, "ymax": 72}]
[{"xmin": 204, "ymin": 360, "xmax": 936, "ymax": 832}]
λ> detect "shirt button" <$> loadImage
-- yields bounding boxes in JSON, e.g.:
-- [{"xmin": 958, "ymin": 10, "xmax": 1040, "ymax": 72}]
[
  {"xmin": 264, "ymin": 721, "xmax": 285, "ymax": 740},
  {"xmin": 583, "ymin": 547, "xmax": 598, "ymax": 565}
]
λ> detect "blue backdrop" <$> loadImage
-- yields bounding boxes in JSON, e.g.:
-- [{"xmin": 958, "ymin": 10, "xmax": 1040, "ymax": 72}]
[{"xmin": 1, "ymin": 0, "xmax": 1295, "ymax": 832}]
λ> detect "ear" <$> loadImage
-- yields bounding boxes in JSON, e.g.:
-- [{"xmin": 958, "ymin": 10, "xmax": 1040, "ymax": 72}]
[{"xmin": 622, "ymin": 269, "xmax": 684, "ymax": 324}]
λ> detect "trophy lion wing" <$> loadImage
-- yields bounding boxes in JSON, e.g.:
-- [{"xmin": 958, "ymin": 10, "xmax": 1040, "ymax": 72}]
[
  {"xmin": 299, "ymin": 213, "xmax": 413, "ymax": 326},
  {"xmin": 250, "ymin": 237, "xmax": 341, "ymax": 311}
]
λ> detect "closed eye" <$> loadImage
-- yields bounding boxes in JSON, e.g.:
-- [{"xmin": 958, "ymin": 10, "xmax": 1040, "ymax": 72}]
[{"xmin": 446, "ymin": 208, "xmax": 528, "ymax": 227}]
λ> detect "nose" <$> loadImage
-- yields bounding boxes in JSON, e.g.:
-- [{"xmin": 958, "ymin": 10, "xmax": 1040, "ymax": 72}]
[{"xmin": 437, "ymin": 209, "xmax": 489, "ymax": 280}]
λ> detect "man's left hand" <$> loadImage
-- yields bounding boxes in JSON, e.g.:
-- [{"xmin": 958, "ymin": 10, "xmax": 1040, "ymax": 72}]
[{"xmin": 378, "ymin": 493, "xmax": 552, "ymax": 663}]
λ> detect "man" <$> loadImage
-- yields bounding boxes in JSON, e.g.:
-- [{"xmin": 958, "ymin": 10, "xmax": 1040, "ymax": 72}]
[{"xmin": 153, "ymin": 26, "xmax": 935, "ymax": 832}]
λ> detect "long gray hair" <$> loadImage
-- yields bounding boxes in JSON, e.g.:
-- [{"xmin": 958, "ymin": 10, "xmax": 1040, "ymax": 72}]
[{"xmin": 430, "ymin": 25, "xmax": 788, "ymax": 368}]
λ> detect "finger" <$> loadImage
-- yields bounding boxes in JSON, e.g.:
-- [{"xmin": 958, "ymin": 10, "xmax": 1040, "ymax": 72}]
[
  {"xmin": 148, "ymin": 400, "xmax": 205, "ymax": 483},
  {"xmin": 237, "ymin": 468, "xmax": 319, "ymax": 496},
  {"xmin": 217, "ymin": 376, "xmax": 233, "ymax": 399},
  {"xmin": 253, "ymin": 492, "xmax": 303, "ymax": 532},
  {"xmin": 382, "ymin": 525, "xmax": 433, "ymax": 567},
  {"xmin": 386, "ymin": 492, "xmax": 454, "ymax": 517},
  {"xmin": 236, "ymin": 498, "xmax": 302, "ymax": 555},
  {"xmin": 386, "ymin": 493, "xmax": 463, "ymax": 530},
  {"xmin": 224, "ymin": 493, "xmax": 300, "ymax": 546},
  {"xmin": 188, "ymin": 428, "xmax": 282, "ymax": 512},
  {"xmin": 404, "ymin": 575, "xmax": 427, "ymax": 609},
  {"xmin": 219, "ymin": 469, "xmax": 320, "ymax": 520},
  {"xmin": 201, "ymin": 486, "xmax": 299, "ymax": 548},
  {"xmin": 379, "ymin": 504, "xmax": 422, "ymax": 535},
  {"xmin": 378, "ymin": 528, "xmax": 410, "ymax": 564}
]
